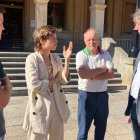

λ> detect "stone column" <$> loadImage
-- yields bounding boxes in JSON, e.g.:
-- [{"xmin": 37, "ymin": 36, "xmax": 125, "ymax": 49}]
[
  {"xmin": 90, "ymin": 2, "xmax": 106, "ymax": 37},
  {"xmin": 34, "ymin": 0, "xmax": 49, "ymax": 28}
]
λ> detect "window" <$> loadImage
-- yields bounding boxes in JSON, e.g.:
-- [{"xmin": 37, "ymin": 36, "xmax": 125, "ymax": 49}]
[
  {"xmin": 48, "ymin": 0, "xmax": 66, "ymax": 29},
  {"xmin": 122, "ymin": 1, "xmax": 136, "ymax": 34},
  {"xmin": 0, "ymin": 0, "xmax": 23, "ymax": 7}
]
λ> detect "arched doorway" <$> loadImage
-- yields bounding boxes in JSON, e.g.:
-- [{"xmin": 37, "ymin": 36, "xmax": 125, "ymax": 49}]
[{"xmin": 0, "ymin": 0, "xmax": 24, "ymax": 51}]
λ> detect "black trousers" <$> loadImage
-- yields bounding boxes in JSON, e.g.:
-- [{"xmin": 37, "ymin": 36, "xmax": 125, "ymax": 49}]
[{"xmin": 130, "ymin": 100, "xmax": 140, "ymax": 140}]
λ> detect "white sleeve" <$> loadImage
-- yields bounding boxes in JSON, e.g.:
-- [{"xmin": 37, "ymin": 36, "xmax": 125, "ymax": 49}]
[
  {"xmin": 76, "ymin": 52, "xmax": 87, "ymax": 69},
  {"xmin": 104, "ymin": 51, "xmax": 114, "ymax": 69}
]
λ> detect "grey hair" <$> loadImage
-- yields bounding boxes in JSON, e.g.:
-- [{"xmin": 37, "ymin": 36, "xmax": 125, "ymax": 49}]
[
  {"xmin": 133, "ymin": 8, "xmax": 140, "ymax": 21},
  {"xmin": 84, "ymin": 28, "xmax": 100, "ymax": 39}
]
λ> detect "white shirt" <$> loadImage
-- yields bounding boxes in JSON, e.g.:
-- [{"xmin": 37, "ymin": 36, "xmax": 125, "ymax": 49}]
[
  {"xmin": 130, "ymin": 61, "xmax": 140, "ymax": 99},
  {"xmin": 76, "ymin": 48, "xmax": 113, "ymax": 92}
]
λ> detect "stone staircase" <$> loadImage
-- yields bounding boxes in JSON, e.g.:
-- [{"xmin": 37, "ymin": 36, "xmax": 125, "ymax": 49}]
[{"xmin": 0, "ymin": 52, "xmax": 127, "ymax": 95}]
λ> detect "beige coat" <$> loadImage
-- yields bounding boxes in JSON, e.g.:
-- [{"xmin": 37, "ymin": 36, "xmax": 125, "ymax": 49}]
[{"xmin": 22, "ymin": 52, "xmax": 70, "ymax": 134}]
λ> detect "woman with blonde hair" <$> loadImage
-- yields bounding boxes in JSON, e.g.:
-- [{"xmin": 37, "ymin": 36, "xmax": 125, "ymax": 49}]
[{"xmin": 23, "ymin": 25, "xmax": 73, "ymax": 140}]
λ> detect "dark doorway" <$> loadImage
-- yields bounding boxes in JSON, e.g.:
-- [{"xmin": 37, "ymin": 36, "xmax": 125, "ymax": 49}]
[{"xmin": 0, "ymin": 7, "xmax": 23, "ymax": 50}]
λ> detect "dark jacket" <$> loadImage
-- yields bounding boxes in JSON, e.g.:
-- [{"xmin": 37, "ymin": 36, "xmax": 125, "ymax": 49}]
[
  {"xmin": 0, "ymin": 63, "xmax": 6, "ymax": 136},
  {"xmin": 125, "ymin": 52, "xmax": 140, "ymax": 125}
]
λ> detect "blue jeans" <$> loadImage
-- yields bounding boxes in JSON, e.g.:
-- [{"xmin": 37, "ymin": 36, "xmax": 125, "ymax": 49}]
[
  {"xmin": 77, "ymin": 90, "xmax": 109, "ymax": 140},
  {"xmin": 0, "ymin": 136, "xmax": 4, "ymax": 140},
  {"xmin": 130, "ymin": 101, "xmax": 140, "ymax": 140}
]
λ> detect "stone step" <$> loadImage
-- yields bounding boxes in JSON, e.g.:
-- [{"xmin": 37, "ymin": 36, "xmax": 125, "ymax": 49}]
[
  {"xmin": 10, "ymin": 77, "xmax": 123, "ymax": 87},
  {"xmin": 0, "ymin": 52, "xmax": 76, "ymax": 58},
  {"xmin": 70, "ymin": 68, "xmax": 117, "ymax": 73},
  {"xmin": 11, "ymin": 80, "xmax": 26, "ymax": 87},
  {"xmin": 8, "ymin": 73, "xmax": 25, "ymax": 80},
  {"xmin": 4, "ymin": 67, "xmax": 77, "ymax": 73},
  {"xmin": 58, "ymin": 53, "xmax": 76, "ymax": 58},
  {"xmin": 0, "ymin": 57, "xmax": 26, "ymax": 62},
  {"xmin": 2, "ymin": 62, "xmax": 25, "ymax": 67},
  {"xmin": 61, "ymin": 58, "xmax": 76, "ymax": 62},
  {"xmin": 4, "ymin": 67, "xmax": 25, "ymax": 73},
  {"xmin": 68, "ymin": 78, "xmax": 122, "ymax": 85},
  {"xmin": 0, "ymin": 52, "xmax": 30, "ymax": 57},
  {"xmin": 70, "ymin": 73, "xmax": 121, "ymax": 79},
  {"xmin": 0, "ymin": 57, "xmax": 76, "ymax": 62},
  {"xmin": 12, "ymin": 87, "xmax": 28, "ymax": 95},
  {"xmin": 2, "ymin": 62, "xmax": 76, "ymax": 67},
  {"xmin": 7, "ymin": 72, "xmax": 121, "ymax": 80},
  {"xmin": 114, "ymin": 73, "xmax": 121, "ymax": 78},
  {"xmin": 62, "ymin": 84, "xmax": 127, "ymax": 92},
  {"xmin": 0, "ymin": 51, "xmax": 126, "ymax": 94},
  {"xmin": 4, "ymin": 67, "xmax": 117, "ymax": 74},
  {"xmin": 12, "ymin": 83, "xmax": 127, "ymax": 95},
  {"xmin": 108, "ymin": 78, "xmax": 122, "ymax": 84},
  {"xmin": 4, "ymin": 69, "xmax": 118, "ymax": 76}
]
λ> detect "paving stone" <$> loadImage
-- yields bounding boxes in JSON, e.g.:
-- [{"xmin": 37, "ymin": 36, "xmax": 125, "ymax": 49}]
[{"xmin": 4, "ymin": 90, "xmax": 134, "ymax": 140}]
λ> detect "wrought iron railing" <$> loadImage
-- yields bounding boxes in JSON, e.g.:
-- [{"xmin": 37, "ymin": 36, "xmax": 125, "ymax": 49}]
[{"xmin": 115, "ymin": 38, "xmax": 132, "ymax": 54}]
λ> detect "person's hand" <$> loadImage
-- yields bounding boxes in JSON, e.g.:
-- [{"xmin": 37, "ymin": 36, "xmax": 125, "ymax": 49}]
[
  {"xmin": 0, "ymin": 80, "xmax": 4, "ymax": 89},
  {"xmin": 126, "ymin": 116, "xmax": 131, "ymax": 124},
  {"xmin": 49, "ymin": 71, "xmax": 62, "ymax": 85},
  {"xmin": 63, "ymin": 41, "xmax": 73, "ymax": 60},
  {"xmin": 99, "ymin": 65, "xmax": 107, "ymax": 72},
  {"xmin": 55, "ymin": 71, "xmax": 62, "ymax": 81}
]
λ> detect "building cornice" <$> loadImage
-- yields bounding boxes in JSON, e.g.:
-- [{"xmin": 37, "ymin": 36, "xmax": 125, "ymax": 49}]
[
  {"xmin": 34, "ymin": 0, "xmax": 49, "ymax": 4},
  {"xmin": 90, "ymin": 4, "xmax": 107, "ymax": 10}
]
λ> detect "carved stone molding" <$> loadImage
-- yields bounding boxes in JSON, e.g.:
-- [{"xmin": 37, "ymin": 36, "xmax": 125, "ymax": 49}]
[
  {"xmin": 90, "ymin": 4, "xmax": 107, "ymax": 10},
  {"xmin": 91, "ymin": 0, "xmax": 106, "ymax": 5},
  {"xmin": 34, "ymin": 0, "xmax": 49, "ymax": 4}
]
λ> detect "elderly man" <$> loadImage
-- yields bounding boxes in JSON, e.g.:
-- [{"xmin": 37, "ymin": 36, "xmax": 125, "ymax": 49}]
[
  {"xmin": 0, "ymin": 6, "xmax": 12, "ymax": 140},
  {"xmin": 125, "ymin": 9, "xmax": 140, "ymax": 140},
  {"xmin": 76, "ymin": 28, "xmax": 114, "ymax": 140}
]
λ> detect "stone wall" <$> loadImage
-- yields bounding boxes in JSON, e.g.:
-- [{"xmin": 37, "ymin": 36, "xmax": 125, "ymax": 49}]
[{"xmin": 102, "ymin": 37, "xmax": 135, "ymax": 86}]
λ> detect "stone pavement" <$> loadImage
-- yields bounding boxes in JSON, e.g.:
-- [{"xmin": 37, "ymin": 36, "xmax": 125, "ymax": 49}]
[{"xmin": 4, "ymin": 90, "xmax": 134, "ymax": 140}]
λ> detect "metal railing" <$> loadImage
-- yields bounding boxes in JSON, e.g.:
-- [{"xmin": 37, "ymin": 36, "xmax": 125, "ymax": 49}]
[{"xmin": 115, "ymin": 38, "xmax": 132, "ymax": 54}]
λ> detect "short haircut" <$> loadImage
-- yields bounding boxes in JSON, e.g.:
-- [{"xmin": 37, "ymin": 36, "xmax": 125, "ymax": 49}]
[
  {"xmin": 84, "ymin": 28, "xmax": 100, "ymax": 39},
  {"xmin": 133, "ymin": 8, "xmax": 140, "ymax": 22},
  {"xmin": 33, "ymin": 25, "xmax": 58, "ymax": 52},
  {"xmin": 0, "ymin": 6, "xmax": 6, "ymax": 14}
]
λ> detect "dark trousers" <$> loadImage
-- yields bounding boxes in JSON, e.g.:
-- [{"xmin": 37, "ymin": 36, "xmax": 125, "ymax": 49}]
[
  {"xmin": 130, "ymin": 101, "xmax": 140, "ymax": 140},
  {"xmin": 77, "ymin": 90, "xmax": 109, "ymax": 140},
  {"xmin": 0, "ymin": 136, "xmax": 5, "ymax": 140}
]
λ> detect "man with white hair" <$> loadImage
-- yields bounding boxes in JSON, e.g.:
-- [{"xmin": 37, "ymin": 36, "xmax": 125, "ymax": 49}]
[
  {"xmin": 76, "ymin": 28, "xmax": 114, "ymax": 140},
  {"xmin": 125, "ymin": 9, "xmax": 140, "ymax": 140}
]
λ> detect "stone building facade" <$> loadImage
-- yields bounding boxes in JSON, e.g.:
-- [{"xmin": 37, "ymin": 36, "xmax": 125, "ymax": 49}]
[{"xmin": 0, "ymin": 0, "xmax": 136, "ymax": 52}]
